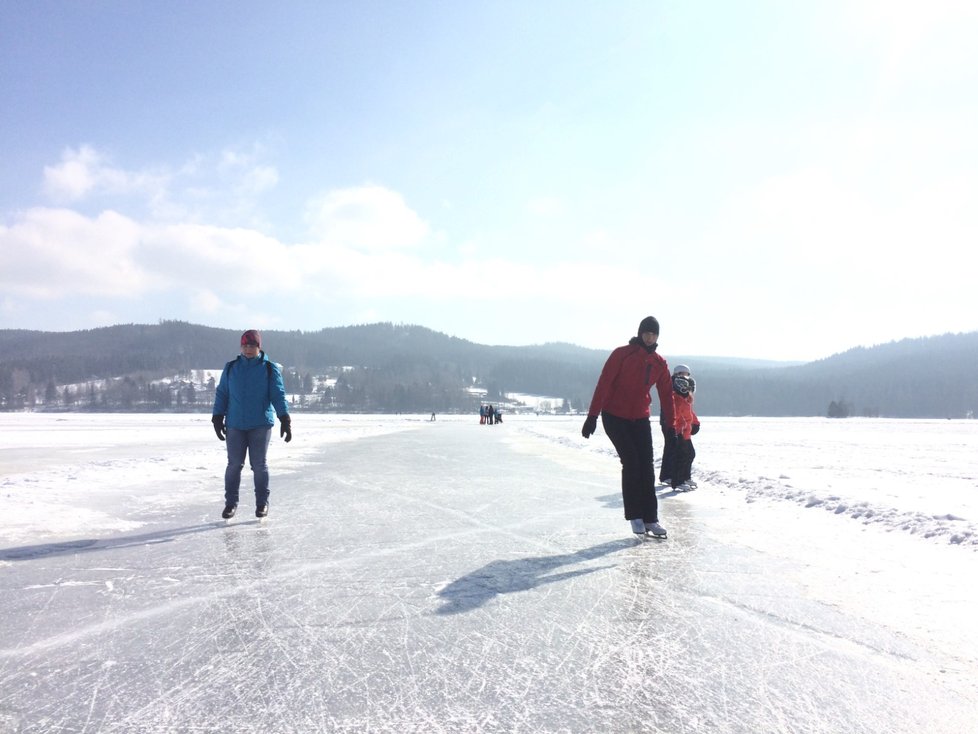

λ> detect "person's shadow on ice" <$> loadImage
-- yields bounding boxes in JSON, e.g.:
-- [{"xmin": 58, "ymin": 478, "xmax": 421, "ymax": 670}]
[
  {"xmin": 0, "ymin": 522, "xmax": 243, "ymax": 561},
  {"xmin": 434, "ymin": 538, "xmax": 634, "ymax": 615}
]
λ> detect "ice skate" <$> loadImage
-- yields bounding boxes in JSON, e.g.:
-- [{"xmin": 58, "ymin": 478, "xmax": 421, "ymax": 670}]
[
  {"xmin": 256, "ymin": 503, "xmax": 269, "ymax": 518},
  {"xmin": 645, "ymin": 521, "xmax": 667, "ymax": 538},
  {"xmin": 221, "ymin": 504, "xmax": 237, "ymax": 519},
  {"xmin": 629, "ymin": 518, "xmax": 647, "ymax": 536}
]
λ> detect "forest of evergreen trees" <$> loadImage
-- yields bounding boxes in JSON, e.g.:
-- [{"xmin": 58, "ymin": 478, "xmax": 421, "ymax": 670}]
[{"xmin": 1, "ymin": 321, "xmax": 976, "ymax": 418}]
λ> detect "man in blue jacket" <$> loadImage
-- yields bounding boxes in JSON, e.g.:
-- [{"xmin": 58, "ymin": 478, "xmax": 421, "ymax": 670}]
[{"xmin": 212, "ymin": 329, "xmax": 292, "ymax": 519}]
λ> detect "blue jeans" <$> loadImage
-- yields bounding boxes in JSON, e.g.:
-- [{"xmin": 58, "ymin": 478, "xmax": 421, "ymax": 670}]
[{"xmin": 224, "ymin": 427, "xmax": 272, "ymax": 507}]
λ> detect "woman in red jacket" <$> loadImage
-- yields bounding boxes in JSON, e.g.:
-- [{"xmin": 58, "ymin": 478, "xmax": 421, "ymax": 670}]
[{"xmin": 581, "ymin": 316, "xmax": 675, "ymax": 538}]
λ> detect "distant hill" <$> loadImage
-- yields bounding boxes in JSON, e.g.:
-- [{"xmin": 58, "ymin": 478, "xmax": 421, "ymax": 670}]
[{"xmin": 1, "ymin": 321, "xmax": 976, "ymax": 418}]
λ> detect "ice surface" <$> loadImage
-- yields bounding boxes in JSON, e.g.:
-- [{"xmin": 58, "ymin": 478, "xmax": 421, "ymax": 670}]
[{"xmin": 1, "ymin": 414, "xmax": 977, "ymax": 733}]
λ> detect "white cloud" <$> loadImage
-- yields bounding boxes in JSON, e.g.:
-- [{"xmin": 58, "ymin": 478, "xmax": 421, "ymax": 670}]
[
  {"xmin": 1, "ymin": 191, "xmax": 657, "ymax": 332},
  {"xmin": 0, "ymin": 207, "xmax": 306, "ymax": 305},
  {"xmin": 526, "ymin": 196, "xmax": 566, "ymax": 217},
  {"xmin": 849, "ymin": 0, "xmax": 978, "ymax": 47},
  {"xmin": 24, "ymin": 154, "xmax": 625, "ymax": 319},
  {"xmin": 0, "ymin": 208, "xmax": 150, "ymax": 298},
  {"xmin": 304, "ymin": 185, "xmax": 430, "ymax": 251},
  {"xmin": 841, "ymin": 0, "xmax": 978, "ymax": 92},
  {"xmin": 693, "ymin": 106, "xmax": 978, "ymax": 289},
  {"xmin": 237, "ymin": 165, "xmax": 279, "ymax": 195},
  {"xmin": 42, "ymin": 146, "xmax": 100, "ymax": 200},
  {"xmin": 42, "ymin": 146, "xmax": 169, "ymax": 204},
  {"xmin": 1, "ymin": 295, "xmax": 19, "ymax": 319},
  {"xmin": 39, "ymin": 144, "xmax": 280, "ymax": 230},
  {"xmin": 143, "ymin": 223, "xmax": 300, "ymax": 292},
  {"xmin": 90, "ymin": 309, "xmax": 120, "ymax": 326},
  {"xmin": 190, "ymin": 289, "xmax": 223, "ymax": 313},
  {"xmin": 217, "ymin": 145, "xmax": 280, "ymax": 196}
]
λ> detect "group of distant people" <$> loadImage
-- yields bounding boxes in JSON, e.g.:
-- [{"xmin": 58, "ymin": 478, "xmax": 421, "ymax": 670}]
[
  {"xmin": 479, "ymin": 404, "xmax": 503, "ymax": 424},
  {"xmin": 581, "ymin": 316, "xmax": 699, "ymax": 539}
]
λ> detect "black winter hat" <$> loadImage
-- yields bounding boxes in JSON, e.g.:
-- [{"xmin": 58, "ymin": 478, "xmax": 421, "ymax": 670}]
[{"xmin": 637, "ymin": 316, "xmax": 660, "ymax": 337}]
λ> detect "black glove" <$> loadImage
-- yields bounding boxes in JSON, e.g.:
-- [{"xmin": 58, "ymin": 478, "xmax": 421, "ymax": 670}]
[
  {"xmin": 691, "ymin": 422, "xmax": 700, "ymax": 436},
  {"xmin": 279, "ymin": 414, "xmax": 292, "ymax": 443},
  {"xmin": 581, "ymin": 415, "xmax": 598, "ymax": 439},
  {"xmin": 212, "ymin": 415, "xmax": 226, "ymax": 441}
]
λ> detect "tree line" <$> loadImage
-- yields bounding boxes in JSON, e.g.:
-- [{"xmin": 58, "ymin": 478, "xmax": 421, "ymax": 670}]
[{"xmin": 1, "ymin": 322, "xmax": 977, "ymax": 417}]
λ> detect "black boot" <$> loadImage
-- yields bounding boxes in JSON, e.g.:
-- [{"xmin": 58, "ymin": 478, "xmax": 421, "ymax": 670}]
[
  {"xmin": 222, "ymin": 504, "xmax": 237, "ymax": 519},
  {"xmin": 256, "ymin": 503, "xmax": 269, "ymax": 518}
]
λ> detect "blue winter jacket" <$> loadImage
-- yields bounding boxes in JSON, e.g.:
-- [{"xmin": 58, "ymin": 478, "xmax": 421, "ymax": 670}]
[{"xmin": 212, "ymin": 351, "xmax": 290, "ymax": 430}]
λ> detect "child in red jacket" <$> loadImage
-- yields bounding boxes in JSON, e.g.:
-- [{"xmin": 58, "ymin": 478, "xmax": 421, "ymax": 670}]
[{"xmin": 670, "ymin": 365, "xmax": 700, "ymax": 491}]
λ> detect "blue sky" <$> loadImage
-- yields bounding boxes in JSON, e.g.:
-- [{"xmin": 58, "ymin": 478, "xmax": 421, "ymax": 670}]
[{"xmin": 2, "ymin": 1, "xmax": 977, "ymax": 361}]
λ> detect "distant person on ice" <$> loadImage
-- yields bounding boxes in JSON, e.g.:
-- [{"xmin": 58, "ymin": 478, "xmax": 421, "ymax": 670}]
[
  {"xmin": 668, "ymin": 364, "xmax": 699, "ymax": 491},
  {"xmin": 212, "ymin": 329, "xmax": 291, "ymax": 520},
  {"xmin": 581, "ymin": 316, "xmax": 675, "ymax": 538}
]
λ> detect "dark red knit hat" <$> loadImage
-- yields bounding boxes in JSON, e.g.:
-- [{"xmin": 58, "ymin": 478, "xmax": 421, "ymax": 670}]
[{"xmin": 240, "ymin": 329, "xmax": 262, "ymax": 348}]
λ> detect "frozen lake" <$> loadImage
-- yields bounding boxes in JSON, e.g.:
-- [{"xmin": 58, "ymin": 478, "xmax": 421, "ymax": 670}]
[{"xmin": 1, "ymin": 414, "xmax": 976, "ymax": 732}]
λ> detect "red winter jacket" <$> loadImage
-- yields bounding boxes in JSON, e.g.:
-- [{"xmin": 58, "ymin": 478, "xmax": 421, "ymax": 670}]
[
  {"xmin": 588, "ymin": 340, "xmax": 675, "ymax": 427},
  {"xmin": 672, "ymin": 392, "xmax": 698, "ymax": 440}
]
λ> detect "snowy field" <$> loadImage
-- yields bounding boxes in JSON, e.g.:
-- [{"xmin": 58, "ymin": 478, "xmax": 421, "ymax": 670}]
[{"xmin": 1, "ymin": 413, "xmax": 977, "ymax": 732}]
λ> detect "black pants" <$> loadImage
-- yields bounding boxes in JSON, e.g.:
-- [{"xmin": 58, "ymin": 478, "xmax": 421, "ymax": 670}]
[
  {"xmin": 601, "ymin": 413, "xmax": 658, "ymax": 522},
  {"xmin": 672, "ymin": 437, "xmax": 695, "ymax": 487},
  {"xmin": 659, "ymin": 422, "xmax": 676, "ymax": 482}
]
